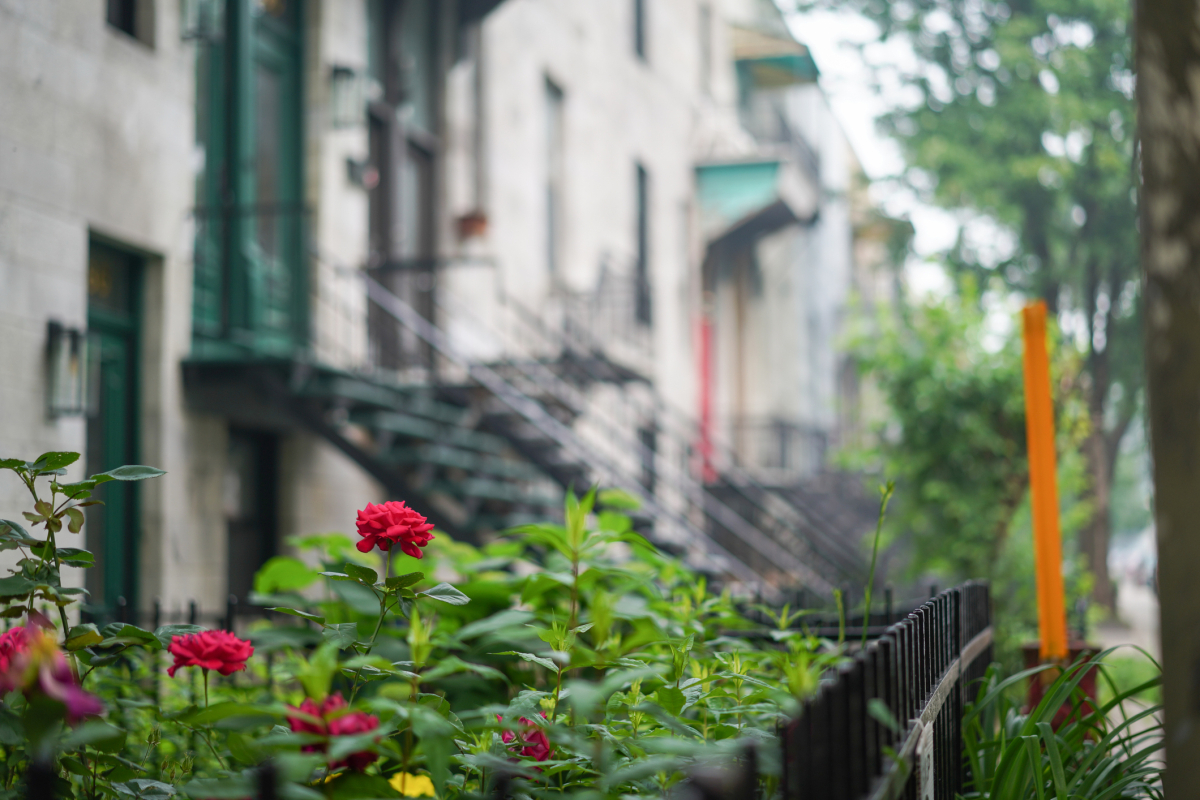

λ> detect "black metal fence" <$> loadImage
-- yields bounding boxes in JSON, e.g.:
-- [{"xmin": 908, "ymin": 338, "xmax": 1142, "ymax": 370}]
[{"xmin": 780, "ymin": 581, "xmax": 993, "ymax": 800}]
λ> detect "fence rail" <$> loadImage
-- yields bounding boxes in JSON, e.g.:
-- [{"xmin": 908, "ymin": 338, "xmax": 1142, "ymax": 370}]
[{"xmin": 780, "ymin": 581, "xmax": 992, "ymax": 800}]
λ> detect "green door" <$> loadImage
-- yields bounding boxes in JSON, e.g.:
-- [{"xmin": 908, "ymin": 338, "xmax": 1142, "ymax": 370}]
[{"xmin": 86, "ymin": 241, "xmax": 142, "ymax": 617}]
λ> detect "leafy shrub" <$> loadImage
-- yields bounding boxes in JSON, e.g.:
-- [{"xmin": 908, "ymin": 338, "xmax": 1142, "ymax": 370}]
[{"xmin": 0, "ymin": 456, "xmax": 845, "ymax": 798}]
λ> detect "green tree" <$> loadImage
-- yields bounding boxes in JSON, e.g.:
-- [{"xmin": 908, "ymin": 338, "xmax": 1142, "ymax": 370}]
[
  {"xmin": 852, "ymin": 285, "xmax": 1090, "ymax": 663},
  {"xmin": 804, "ymin": 0, "xmax": 1140, "ymax": 608}
]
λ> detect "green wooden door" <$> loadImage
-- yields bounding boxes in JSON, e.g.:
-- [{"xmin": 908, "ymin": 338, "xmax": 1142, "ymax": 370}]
[
  {"xmin": 192, "ymin": 0, "xmax": 304, "ymax": 357},
  {"xmin": 86, "ymin": 242, "xmax": 142, "ymax": 616}
]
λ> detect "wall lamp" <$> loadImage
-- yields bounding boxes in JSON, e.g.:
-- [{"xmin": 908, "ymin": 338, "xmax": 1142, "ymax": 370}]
[{"xmin": 46, "ymin": 321, "xmax": 88, "ymax": 418}]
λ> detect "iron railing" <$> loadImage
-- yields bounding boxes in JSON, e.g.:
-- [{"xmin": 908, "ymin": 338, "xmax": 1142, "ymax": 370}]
[{"xmin": 780, "ymin": 581, "xmax": 993, "ymax": 800}]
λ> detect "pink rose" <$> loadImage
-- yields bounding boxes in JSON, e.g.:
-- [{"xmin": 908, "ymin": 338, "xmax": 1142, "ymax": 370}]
[
  {"xmin": 1, "ymin": 628, "xmax": 103, "ymax": 722},
  {"xmin": 167, "ymin": 630, "xmax": 253, "ymax": 677},
  {"xmin": 354, "ymin": 501, "xmax": 435, "ymax": 558},
  {"xmin": 497, "ymin": 712, "xmax": 552, "ymax": 762},
  {"xmin": 0, "ymin": 627, "xmax": 29, "ymax": 674},
  {"xmin": 287, "ymin": 692, "xmax": 380, "ymax": 772}
]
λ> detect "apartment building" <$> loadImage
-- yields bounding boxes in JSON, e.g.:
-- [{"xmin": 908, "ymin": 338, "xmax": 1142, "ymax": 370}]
[{"xmin": 0, "ymin": 0, "xmax": 886, "ymax": 620}]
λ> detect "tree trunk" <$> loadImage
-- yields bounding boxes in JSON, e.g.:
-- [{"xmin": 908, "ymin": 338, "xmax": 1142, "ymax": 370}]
[
  {"xmin": 1082, "ymin": 423, "xmax": 1114, "ymax": 610},
  {"xmin": 1136, "ymin": 0, "xmax": 1200, "ymax": 789}
]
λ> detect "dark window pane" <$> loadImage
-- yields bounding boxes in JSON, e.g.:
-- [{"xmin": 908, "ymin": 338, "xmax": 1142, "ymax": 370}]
[
  {"xmin": 106, "ymin": 0, "xmax": 137, "ymax": 37},
  {"xmin": 88, "ymin": 242, "xmax": 137, "ymax": 320}
]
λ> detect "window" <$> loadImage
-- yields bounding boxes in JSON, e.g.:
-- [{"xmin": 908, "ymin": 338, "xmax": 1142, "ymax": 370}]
[
  {"xmin": 633, "ymin": 0, "xmax": 646, "ymax": 60},
  {"xmin": 545, "ymin": 78, "xmax": 565, "ymax": 278},
  {"xmin": 638, "ymin": 423, "xmax": 657, "ymax": 495},
  {"xmin": 106, "ymin": 0, "xmax": 153, "ymax": 45},
  {"xmin": 366, "ymin": 0, "xmax": 440, "ymax": 371},
  {"xmin": 192, "ymin": 0, "xmax": 303, "ymax": 354},
  {"xmin": 635, "ymin": 163, "xmax": 651, "ymax": 325}
]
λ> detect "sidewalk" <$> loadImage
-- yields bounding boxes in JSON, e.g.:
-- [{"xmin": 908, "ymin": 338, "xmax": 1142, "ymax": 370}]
[{"xmin": 1095, "ymin": 578, "xmax": 1160, "ymax": 661}]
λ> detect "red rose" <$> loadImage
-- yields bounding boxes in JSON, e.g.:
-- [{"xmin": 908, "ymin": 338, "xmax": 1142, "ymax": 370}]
[
  {"xmin": 167, "ymin": 630, "xmax": 253, "ymax": 677},
  {"xmin": 355, "ymin": 501, "xmax": 435, "ymax": 558},
  {"xmin": 497, "ymin": 712, "xmax": 552, "ymax": 762},
  {"xmin": 287, "ymin": 692, "xmax": 380, "ymax": 772}
]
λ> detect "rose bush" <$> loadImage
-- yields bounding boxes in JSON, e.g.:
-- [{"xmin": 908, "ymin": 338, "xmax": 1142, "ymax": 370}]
[{"xmin": 0, "ymin": 453, "xmax": 855, "ymax": 799}]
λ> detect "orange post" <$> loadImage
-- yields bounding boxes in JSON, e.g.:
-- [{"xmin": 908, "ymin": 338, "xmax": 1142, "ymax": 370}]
[{"xmin": 1021, "ymin": 301, "xmax": 1068, "ymax": 661}]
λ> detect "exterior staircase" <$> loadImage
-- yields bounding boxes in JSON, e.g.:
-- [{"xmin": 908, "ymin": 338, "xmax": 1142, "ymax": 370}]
[{"xmin": 184, "ymin": 271, "xmax": 865, "ymax": 593}]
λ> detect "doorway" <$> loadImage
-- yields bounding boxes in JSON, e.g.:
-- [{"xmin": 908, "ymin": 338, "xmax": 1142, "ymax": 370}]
[
  {"xmin": 224, "ymin": 429, "xmax": 279, "ymax": 602},
  {"xmin": 85, "ymin": 240, "xmax": 143, "ymax": 616}
]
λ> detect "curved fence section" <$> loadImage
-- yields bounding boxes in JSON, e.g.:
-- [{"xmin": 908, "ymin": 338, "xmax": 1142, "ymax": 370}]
[{"xmin": 780, "ymin": 581, "xmax": 992, "ymax": 800}]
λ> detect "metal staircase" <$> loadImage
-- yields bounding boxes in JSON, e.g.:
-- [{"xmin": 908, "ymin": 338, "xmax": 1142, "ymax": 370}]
[{"xmin": 185, "ymin": 265, "xmax": 865, "ymax": 593}]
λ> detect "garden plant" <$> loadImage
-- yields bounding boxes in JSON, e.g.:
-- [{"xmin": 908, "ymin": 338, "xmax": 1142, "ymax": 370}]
[
  {"xmin": 0, "ymin": 453, "xmax": 1163, "ymax": 798},
  {"xmin": 0, "ymin": 452, "xmax": 843, "ymax": 799}
]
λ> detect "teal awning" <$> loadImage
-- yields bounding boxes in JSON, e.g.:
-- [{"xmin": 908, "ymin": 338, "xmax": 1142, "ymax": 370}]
[{"xmin": 696, "ymin": 160, "xmax": 784, "ymax": 234}]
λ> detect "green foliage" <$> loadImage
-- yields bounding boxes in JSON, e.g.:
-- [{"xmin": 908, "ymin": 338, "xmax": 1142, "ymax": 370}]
[
  {"xmin": 962, "ymin": 650, "xmax": 1163, "ymax": 798},
  {"xmin": 850, "ymin": 287, "xmax": 1092, "ymax": 667},
  {"xmin": 0, "ymin": 460, "xmax": 843, "ymax": 798}
]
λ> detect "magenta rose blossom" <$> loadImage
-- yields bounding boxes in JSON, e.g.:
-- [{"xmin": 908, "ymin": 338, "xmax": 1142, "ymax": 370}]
[
  {"xmin": 354, "ymin": 500, "xmax": 435, "ymax": 558},
  {"xmin": 167, "ymin": 630, "xmax": 254, "ymax": 677},
  {"xmin": 0, "ymin": 626, "xmax": 29, "ymax": 673},
  {"xmin": 1, "ymin": 628, "xmax": 103, "ymax": 722},
  {"xmin": 497, "ymin": 712, "xmax": 552, "ymax": 762},
  {"xmin": 287, "ymin": 692, "xmax": 380, "ymax": 772}
]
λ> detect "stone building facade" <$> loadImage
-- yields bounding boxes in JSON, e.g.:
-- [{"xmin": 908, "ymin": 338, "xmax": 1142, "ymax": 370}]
[{"xmin": 0, "ymin": 0, "xmax": 889, "ymax": 619}]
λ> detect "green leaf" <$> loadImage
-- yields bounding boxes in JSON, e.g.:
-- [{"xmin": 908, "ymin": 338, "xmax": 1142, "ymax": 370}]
[
  {"xmin": 297, "ymin": 642, "xmax": 341, "ymax": 700},
  {"xmin": 270, "ymin": 607, "xmax": 325, "ymax": 624},
  {"xmin": 868, "ymin": 698, "xmax": 901, "ymax": 734},
  {"xmin": 226, "ymin": 732, "xmax": 263, "ymax": 765},
  {"xmin": 181, "ymin": 777, "xmax": 253, "ymax": 800},
  {"xmin": 58, "ymin": 547, "xmax": 95, "ymax": 567},
  {"xmin": 94, "ymin": 465, "xmax": 166, "ymax": 482},
  {"xmin": 343, "ymin": 562, "xmax": 378, "ymax": 585},
  {"xmin": 62, "ymin": 721, "xmax": 125, "ymax": 752},
  {"xmin": 0, "ymin": 576, "xmax": 34, "ymax": 597},
  {"xmin": 654, "ymin": 686, "xmax": 686, "ymax": 716},
  {"xmin": 254, "ymin": 556, "xmax": 319, "ymax": 594},
  {"xmin": 183, "ymin": 702, "xmax": 282, "ymax": 726},
  {"xmin": 385, "ymin": 571, "xmax": 424, "ymax": 591},
  {"xmin": 418, "ymin": 582, "xmax": 470, "ymax": 605},
  {"xmin": 323, "ymin": 622, "xmax": 359, "ymax": 650},
  {"xmin": 421, "ymin": 655, "xmax": 507, "ymax": 683},
  {"xmin": 31, "ymin": 452, "xmax": 80, "ymax": 472},
  {"xmin": 493, "ymin": 651, "xmax": 559, "ymax": 672},
  {"xmin": 152, "ymin": 624, "xmax": 205, "ymax": 648},
  {"xmin": 65, "ymin": 624, "xmax": 103, "ymax": 651},
  {"xmin": 65, "ymin": 508, "xmax": 85, "ymax": 534},
  {"xmin": 0, "ymin": 519, "xmax": 37, "ymax": 544},
  {"xmin": 329, "ymin": 579, "xmax": 382, "ymax": 615},
  {"xmin": 98, "ymin": 624, "xmax": 163, "ymax": 651},
  {"xmin": 598, "ymin": 487, "xmax": 642, "ymax": 510},
  {"xmin": 0, "ymin": 458, "xmax": 25, "ymax": 471},
  {"xmin": 455, "ymin": 609, "xmax": 535, "ymax": 640}
]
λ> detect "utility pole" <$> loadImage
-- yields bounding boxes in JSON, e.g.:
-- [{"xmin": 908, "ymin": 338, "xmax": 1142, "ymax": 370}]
[{"xmin": 1136, "ymin": 0, "xmax": 1200, "ymax": 790}]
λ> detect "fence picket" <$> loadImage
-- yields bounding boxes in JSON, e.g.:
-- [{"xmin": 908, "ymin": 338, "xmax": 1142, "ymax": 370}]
[{"xmin": 781, "ymin": 582, "xmax": 993, "ymax": 800}]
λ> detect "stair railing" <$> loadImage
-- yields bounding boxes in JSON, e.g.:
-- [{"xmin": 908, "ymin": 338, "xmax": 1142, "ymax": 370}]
[
  {"xmin": 431, "ymin": 284, "xmax": 843, "ymax": 593},
  {"xmin": 364, "ymin": 274, "xmax": 773, "ymax": 585},
  {"xmin": 477, "ymin": 285, "xmax": 865, "ymax": 580}
]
